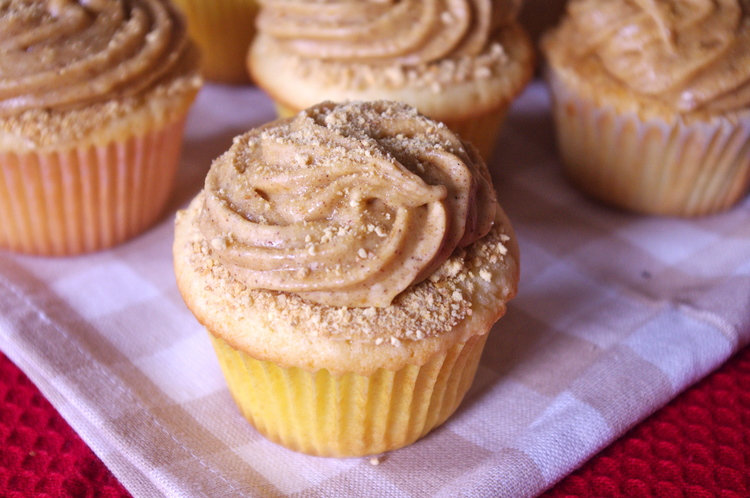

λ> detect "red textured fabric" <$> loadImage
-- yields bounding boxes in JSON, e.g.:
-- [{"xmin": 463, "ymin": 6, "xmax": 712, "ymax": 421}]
[
  {"xmin": 544, "ymin": 345, "xmax": 750, "ymax": 498},
  {"xmin": 0, "ymin": 352, "xmax": 131, "ymax": 498},
  {"xmin": 2, "ymin": 347, "xmax": 750, "ymax": 498}
]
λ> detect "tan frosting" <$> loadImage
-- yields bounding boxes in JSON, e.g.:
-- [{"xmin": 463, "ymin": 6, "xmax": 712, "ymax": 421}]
[
  {"xmin": 252, "ymin": 0, "xmax": 530, "ymax": 97},
  {"xmin": 0, "ymin": 0, "xmax": 201, "ymax": 150},
  {"xmin": 544, "ymin": 0, "xmax": 750, "ymax": 114},
  {"xmin": 0, "ymin": 0, "xmax": 196, "ymax": 116},
  {"xmin": 256, "ymin": 0, "xmax": 521, "ymax": 66},
  {"xmin": 196, "ymin": 100, "xmax": 498, "ymax": 308},
  {"xmin": 175, "ymin": 194, "xmax": 517, "ymax": 372}
]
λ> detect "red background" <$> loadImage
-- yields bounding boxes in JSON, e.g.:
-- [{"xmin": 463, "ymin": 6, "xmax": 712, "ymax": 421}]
[{"xmin": 2, "ymin": 346, "xmax": 749, "ymax": 498}]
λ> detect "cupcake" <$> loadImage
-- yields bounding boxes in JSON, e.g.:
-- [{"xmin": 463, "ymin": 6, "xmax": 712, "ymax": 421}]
[
  {"xmin": 0, "ymin": 0, "xmax": 201, "ymax": 256},
  {"xmin": 542, "ymin": 0, "xmax": 750, "ymax": 216},
  {"xmin": 173, "ymin": 100, "xmax": 519, "ymax": 457},
  {"xmin": 247, "ymin": 0, "xmax": 535, "ymax": 159},
  {"xmin": 171, "ymin": 0, "xmax": 258, "ymax": 84}
]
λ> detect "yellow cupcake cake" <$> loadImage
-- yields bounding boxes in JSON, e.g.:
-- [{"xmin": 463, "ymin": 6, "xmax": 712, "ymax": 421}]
[
  {"xmin": 542, "ymin": 0, "xmax": 750, "ymax": 216},
  {"xmin": 0, "ymin": 0, "xmax": 202, "ymax": 256},
  {"xmin": 171, "ymin": 0, "xmax": 258, "ymax": 84},
  {"xmin": 174, "ymin": 100, "xmax": 519, "ymax": 457},
  {"xmin": 247, "ymin": 0, "xmax": 535, "ymax": 159}
]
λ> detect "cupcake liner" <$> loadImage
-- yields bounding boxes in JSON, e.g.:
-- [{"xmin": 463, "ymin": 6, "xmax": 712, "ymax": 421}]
[
  {"xmin": 547, "ymin": 70, "xmax": 750, "ymax": 217},
  {"xmin": 209, "ymin": 331, "xmax": 489, "ymax": 457},
  {"xmin": 172, "ymin": 0, "xmax": 258, "ymax": 84},
  {"xmin": 274, "ymin": 102, "xmax": 297, "ymax": 119},
  {"xmin": 0, "ymin": 117, "xmax": 187, "ymax": 256}
]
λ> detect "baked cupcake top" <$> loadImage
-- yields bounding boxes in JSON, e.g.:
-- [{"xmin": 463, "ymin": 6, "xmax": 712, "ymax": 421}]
[
  {"xmin": 0, "ymin": 0, "xmax": 201, "ymax": 148},
  {"xmin": 174, "ymin": 101, "xmax": 519, "ymax": 371},
  {"xmin": 257, "ymin": 0, "xmax": 521, "ymax": 65},
  {"xmin": 249, "ymin": 0, "xmax": 534, "ymax": 119},
  {"xmin": 174, "ymin": 101, "xmax": 519, "ymax": 366},
  {"xmin": 543, "ymin": 0, "xmax": 750, "ymax": 117},
  {"xmin": 197, "ymin": 100, "xmax": 498, "ymax": 308}
]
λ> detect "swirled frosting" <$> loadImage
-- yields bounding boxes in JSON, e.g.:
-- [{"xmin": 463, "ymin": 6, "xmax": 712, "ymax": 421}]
[
  {"xmin": 544, "ymin": 0, "xmax": 750, "ymax": 113},
  {"xmin": 196, "ymin": 100, "xmax": 498, "ymax": 308},
  {"xmin": 256, "ymin": 0, "xmax": 521, "ymax": 66},
  {"xmin": 0, "ymin": 0, "xmax": 194, "ymax": 117}
]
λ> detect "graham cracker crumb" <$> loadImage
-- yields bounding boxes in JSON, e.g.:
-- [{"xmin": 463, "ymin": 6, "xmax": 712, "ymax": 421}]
[
  {"xmin": 277, "ymin": 34, "xmax": 511, "ymax": 93},
  {"xmin": 183, "ymin": 191, "xmax": 513, "ymax": 344}
]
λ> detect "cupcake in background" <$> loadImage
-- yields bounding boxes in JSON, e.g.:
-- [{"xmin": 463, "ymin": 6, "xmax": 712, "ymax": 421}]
[
  {"xmin": 174, "ymin": 100, "xmax": 519, "ymax": 457},
  {"xmin": 542, "ymin": 0, "xmax": 750, "ymax": 217},
  {"xmin": 171, "ymin": 0, "xmax": 258, "ymax": 84},
  {"xmin": 247, "ymin": 0, "xmax": 535, "ymax": 159},
  {"xmin": 0, "ymin": 0, "xmax": 201, "ymax": 256}
]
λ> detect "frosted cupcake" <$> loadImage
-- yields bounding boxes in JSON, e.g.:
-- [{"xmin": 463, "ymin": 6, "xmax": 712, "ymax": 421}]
[
  {"xmin": 542, "ymin": 0, "xmax": 750, "ymax": 216},
  {"xmin": 247, "ymin": 0, "xmax": 535, "ymax": 159},
  {"xmin": 174, "ymin": 100, "xmax": 519, "ymax": 457},
  {"xmin": 171, "ymin": 0, "xmax": 258, "ymax": 84},
  {"xmin": 0, "ymin": 0, "xmax": 201, "ymax": 256}
]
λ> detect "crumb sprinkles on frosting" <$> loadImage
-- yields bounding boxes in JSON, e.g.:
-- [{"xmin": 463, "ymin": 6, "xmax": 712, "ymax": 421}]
[
  {"xmin": 195, "ymin": 100, "xmax": 498, "ymax": 308},
  {"xmin": 282, "ymin": 41, "xmax": 512, "ymax": 93},
  {"xmin": 253, "ymin": 0, "xmax": 520, "ymax": 92},
  {"xmin": 176, "ymin": 100, "xmax": 517, "ymax": 345},
  {"xmin": 0, "ymin": 0, "xmax": 201, "ymax": 148},
  {"xmin": 543, "ymin": 0, "xmax": 750, "ymax": 117},
  {"xmin": 184, "ymin": 205, "xmax": 512, "ymax": 345}
]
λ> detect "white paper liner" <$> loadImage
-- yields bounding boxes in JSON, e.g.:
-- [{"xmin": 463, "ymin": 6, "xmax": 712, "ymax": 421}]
[{"xmin": 547, "ymin": 69, "xmax": 750, "ymax": 217}]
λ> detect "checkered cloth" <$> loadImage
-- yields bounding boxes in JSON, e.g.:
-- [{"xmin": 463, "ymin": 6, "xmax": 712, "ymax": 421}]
[{"xmin": 2, "ymin": 81, "xmax": 749, "ymax": 498}]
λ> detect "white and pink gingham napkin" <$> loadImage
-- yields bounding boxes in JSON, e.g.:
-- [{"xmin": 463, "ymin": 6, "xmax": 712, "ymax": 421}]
[{"xmin": 2, "ymin": 81, "xmax": 749, "ymax": 498}]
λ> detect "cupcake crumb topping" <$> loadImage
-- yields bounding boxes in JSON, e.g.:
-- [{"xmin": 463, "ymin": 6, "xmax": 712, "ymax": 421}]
[
  {"xmin": 0, "ymin": 0, "xmax": 201, "ymax": 149},
  {"xmin": 196, "ymin": 100, "xmax": 498, "ymax": 309},
  {"xmin": 183, "ymin": 193, "xmax": 512, "ymax": 344},
  {"xmin": 252, "ymin": 0, "xmax": 523, "ymax": 92},
  {"xmin": 282, "ymin": 40, "xmax": 511, "ymax": 92},
  {"xmin": 175, "ymin": 100, "xmax": 518, "ymax": 344},
  {"xmin": 543, "ymin": 0, "xmax": 750, "ymax": 116}
]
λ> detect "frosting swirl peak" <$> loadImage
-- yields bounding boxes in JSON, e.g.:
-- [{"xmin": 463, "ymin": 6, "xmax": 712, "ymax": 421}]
[
  {"xmin": 256, "ymin": 0, "xmax": 521, "ymax": 66},
  {"xmin": 546, "ymin": 0, "xmax": 750, "ymax": 113},
  {"xmin": 0, "ymin": 0, "xmax": 194, "ymax": 116},
  {"xmin": 198, "ymin": 101, "xmax": 498, "ymax": 308}
]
